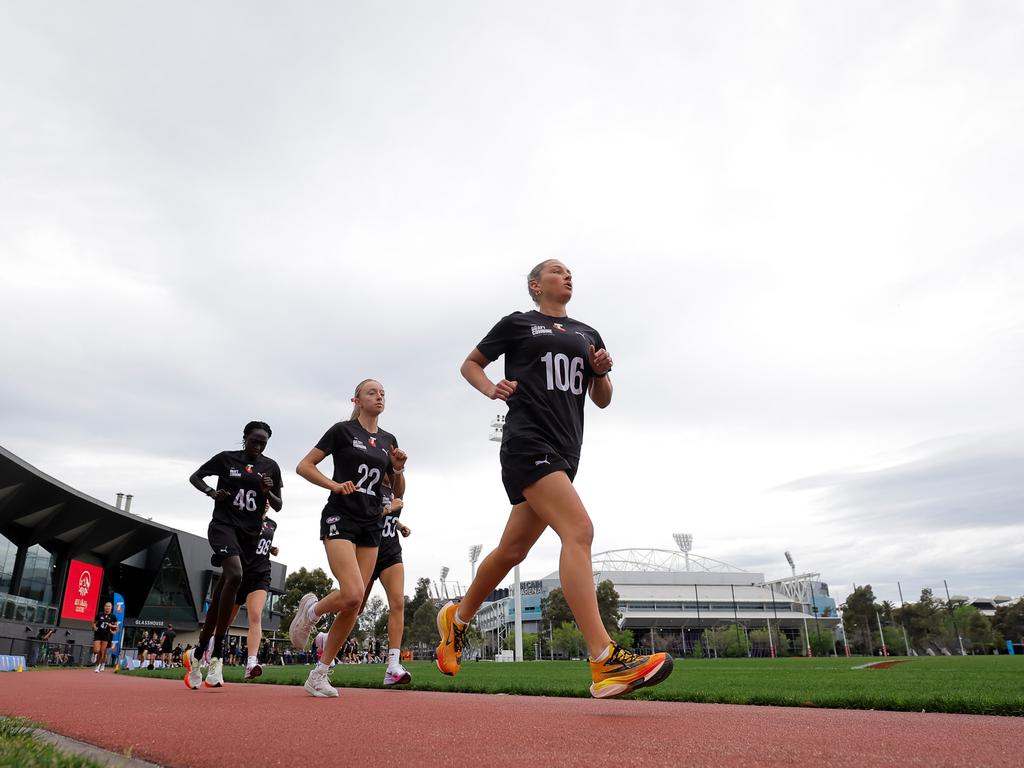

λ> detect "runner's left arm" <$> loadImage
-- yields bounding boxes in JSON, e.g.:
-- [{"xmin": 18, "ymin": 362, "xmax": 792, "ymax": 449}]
[{"xmin": 389, "ymin": 443, "xmax": 407, "ymax": 498}]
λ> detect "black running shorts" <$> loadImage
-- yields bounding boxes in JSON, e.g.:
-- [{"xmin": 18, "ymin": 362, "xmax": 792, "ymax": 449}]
[
  {"xmin": 320, "ymin": 508, "xmax": 383, "ymax": 547},
  {"xmin": 499, "ymin": 438, "xmax": 579, "ymax": 505},
  {"xmin": 371, "ymin": 549, "xmax": 403, "ymax": 583},
  {"xmin": 208, "ymin": 521, "xmax": 258, "ymax": 566},
  {"xmin": 235, "ymin": 568, "xmax": 272, "ymax": 605}
]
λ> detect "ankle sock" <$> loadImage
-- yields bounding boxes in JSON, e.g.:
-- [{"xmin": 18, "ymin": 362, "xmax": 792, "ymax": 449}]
[
  {"xmin": 592, "ymin": 643, "xmax": 612, "ymax": 663},
  {"xmin": 315, "ymin": 661, "xmax": 330, "ymax": 674},
  {"xmin": 454, "ymin": 608, "xmax": 470, "ymax": 626},
  {"xmin": 387, "ymin": 648, "xmax": 400, "ymax": 670},
  {"xmin": 247, "ymin": 655, "xmax": 258, "ymax": 668},
  {"xmin": 306, "ymin": 601, "xmax": 319, "ymax": 622}
]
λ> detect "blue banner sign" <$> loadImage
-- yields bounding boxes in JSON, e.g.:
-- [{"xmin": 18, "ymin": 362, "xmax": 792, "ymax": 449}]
[{"xmin": 110, "ymin": 592, "xmax": 126, "ymax": 660}]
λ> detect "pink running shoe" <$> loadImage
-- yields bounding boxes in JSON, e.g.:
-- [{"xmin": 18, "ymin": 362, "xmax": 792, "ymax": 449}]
[{"xmin": 383, "ymin": 664, "xmax": 412, "ymax": 687}]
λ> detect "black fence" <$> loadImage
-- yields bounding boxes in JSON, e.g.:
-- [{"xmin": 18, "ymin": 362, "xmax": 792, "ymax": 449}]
[{"xmin": 1, "ymin": 635, "xmax": 93, "ymax": 667}]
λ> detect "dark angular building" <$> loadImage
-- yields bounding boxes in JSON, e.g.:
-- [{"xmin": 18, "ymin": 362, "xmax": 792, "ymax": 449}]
[{"xmin": 0, "ymin": 445, "xmax": 287, "ymax": 661}]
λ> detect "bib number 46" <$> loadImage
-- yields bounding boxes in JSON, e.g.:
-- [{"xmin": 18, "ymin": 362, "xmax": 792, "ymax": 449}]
[{"xmin": 233, "ymin": 489, "xmax": 258, "ymax": 512}]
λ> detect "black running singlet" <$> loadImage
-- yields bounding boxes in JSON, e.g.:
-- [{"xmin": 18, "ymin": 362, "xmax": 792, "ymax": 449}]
[
  {"xmin": 194, "ymin": 451, "xmax": 283, "ymax": 535},
  {"xmin": 315, "ymin": 420, "xmax": 398, "ymax": 521},
  {"xmin": 477, "ymin": 310, "xmax": 606, "ymax": 459}
]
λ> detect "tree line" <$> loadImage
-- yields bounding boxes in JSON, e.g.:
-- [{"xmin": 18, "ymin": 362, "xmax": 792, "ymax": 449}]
[
  {"xmin": 841, "ymin": 584, "xmax": 1024, "ymax": 655},
  {"xmin": 274, "ymin": 569, "xmax": 1024, "ymax": 658}
]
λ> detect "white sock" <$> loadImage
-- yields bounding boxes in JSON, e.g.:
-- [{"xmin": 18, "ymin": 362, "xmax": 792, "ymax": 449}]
[
  {"xmin": 315, "ymin": 661, "xmax": 330, "ymax": 674},
  {"xmin": 306, "ymin": 602, "xmax": 320, "ymax": 622},
  {"xmin": 247, "ymin": 655, "xmax": 258, "ymax": 667},
  {"xmin": 387, "ymin": 648, "xmax": 401, "ymax": 670},
  {"xmin": 454, "ymin": 608, "xmax": 470, "ymax": 626},
  {"xmin": 91, "ymin": 653, "xmax": 97, "ymax": 664},
  {"xmin": 592, "ymin": 644, "xmax": 612, "ymax": 663}
]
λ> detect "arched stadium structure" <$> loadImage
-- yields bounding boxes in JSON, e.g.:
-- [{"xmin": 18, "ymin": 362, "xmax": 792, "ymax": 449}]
[{"xmin": 475, "ymin": 545, "xmax": 840, "ymax": 658}]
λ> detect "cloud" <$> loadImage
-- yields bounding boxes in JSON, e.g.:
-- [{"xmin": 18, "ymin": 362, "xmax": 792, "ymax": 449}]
[
  {"xmin": 2, "ymin": 2, "xmax": 1024, "ymax": 604},
  {"xmin": 779, "ymin": 432, "xmax": 1024, "ymax": 530}
]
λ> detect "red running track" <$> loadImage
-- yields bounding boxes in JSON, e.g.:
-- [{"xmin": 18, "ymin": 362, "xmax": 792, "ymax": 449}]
[{"xmin": 1, "ymin": 670, "xmax": 1021, "ymax": 767}]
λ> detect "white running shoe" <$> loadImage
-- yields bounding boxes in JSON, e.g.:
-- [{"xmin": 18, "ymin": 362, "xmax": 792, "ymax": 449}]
[
  {"xmin": 94, "ymin": 665, "xmax": 101, "ymax": 673},
  {"xmin": 244, "ymin": 663, "xmax": 263, "ymax": 680},
  {"xmin": 183, "ymin": 647, "xmax": 203, "ymax": 690},
  {"xmin": 204, "ymin": 658, "xmax": 224, "ymax": 688},
  {"xmin": 303, "ymin": 667, "xmax": 338, "ymax": 698},
  {"xmin": 383, "ymin": 664, "xmax": 411, "ymax": 686},
  {"xmin": 289, "ymin": 593, "xmax": 318, "ymax": 649}
]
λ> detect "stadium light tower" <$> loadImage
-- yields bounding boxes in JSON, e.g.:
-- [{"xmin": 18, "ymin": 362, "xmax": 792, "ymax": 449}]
[
  {"xmin": 785, "ymin": 551, "xmax": 813, "ymax": 656},
  {"xmin": 673, "ymin": 533, "xmax": 693, "ymax": 571},
  {"xmin": 440, "ymin": 566, "xmax": 450, "ymax": 599},
  {"xmin": 489, "ymin": 414, "xmax": 505, "ymax": 442},
  {"xmin": 469, "ymin": 544, "xmax": 482, "ymax": 582},
  {"xmin": 485, "ymin": 414, "xmax": 522, "ymax": 661}
]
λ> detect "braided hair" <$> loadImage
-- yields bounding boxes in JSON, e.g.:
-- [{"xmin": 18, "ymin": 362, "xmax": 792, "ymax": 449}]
[{"xmin": 243, "ymin": 421, "xmax": 272, "ymax": 438}]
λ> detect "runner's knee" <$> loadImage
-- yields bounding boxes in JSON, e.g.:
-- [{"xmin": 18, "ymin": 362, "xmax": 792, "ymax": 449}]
[
  {"xmin": 560, "ymin": 518, "xmax": 594, "ymax": 549},
  {"xmin": 496, "ymin": 541, "xmax": 531, "ymax": 567},
  {"xmin": 220, "ymin": 557, "xmax": 243, "ymax": 583},
  {"xmin": 337, "ymin": 588, "xmax": 363, "ymax": 614}
]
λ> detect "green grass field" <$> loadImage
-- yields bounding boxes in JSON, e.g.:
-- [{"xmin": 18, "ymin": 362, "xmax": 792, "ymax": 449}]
[
  {"xmin": 0, "ymin": 718, "xmax": 105, "ymax": 768},
  {"xmin": 122, "ymin": 656, "xmax": 1024, "ymax": 716}
]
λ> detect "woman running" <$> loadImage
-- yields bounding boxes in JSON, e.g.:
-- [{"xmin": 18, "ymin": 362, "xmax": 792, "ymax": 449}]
[
  {"xmin": 147, "ymin": 631, "xmax": 161, "ymax": 670},
  {"xmin": 183, "ymin": 421, "xmax": 283, "ymax": 689},
  {"xmin": 288, "ymin": 379, "xmax": 407, "ymax": 698},
  {"xmin": 357, "ymin": 480, "xmax": 412, "ymax": 685},
  {"xmin": 436, "ymin": 259, "xmax": 673, "ymax": 698},
  {"xmin": 226, "ymin": 513, "xmax": 279, "ymax": 680},
  {"xmin": 136, "ymin": 631, "xmax": 149, "ymax": 668},
  {"xmin": 160, "ymin": 624, "xmax": 175, "ymax": 668},
  {"xmin": 91, "ymin": 601, "xmax": 118, "ymax": 673}
]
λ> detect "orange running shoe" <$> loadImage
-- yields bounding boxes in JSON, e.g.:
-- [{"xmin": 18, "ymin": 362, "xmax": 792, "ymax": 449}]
[
  {"xmin": 589, "ymin": 643, "xmax": 674, "ymax": 699},
  {"xmin": 435, "ymin": 600, "xmax": 467, "ymax": 676}
]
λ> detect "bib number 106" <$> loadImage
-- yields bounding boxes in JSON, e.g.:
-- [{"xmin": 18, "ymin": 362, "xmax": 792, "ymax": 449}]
[{"xmin": 541, "ymin": 352, "xmax": 584, "ymax": 395}]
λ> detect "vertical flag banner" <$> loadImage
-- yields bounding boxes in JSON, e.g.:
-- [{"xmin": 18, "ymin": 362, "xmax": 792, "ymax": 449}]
[
  {"xmin": 60, "ymin": 560, "xmax": 103, "ymax": 621},
  {"xmin": 110, "ymin": 592, "xmax": 126, "ymax": 659}
]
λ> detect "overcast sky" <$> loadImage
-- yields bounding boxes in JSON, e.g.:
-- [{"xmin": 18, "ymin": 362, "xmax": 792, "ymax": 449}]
[{"xmin": 2, "ymin": 2, "xmax": 1022, "ymax": 608}]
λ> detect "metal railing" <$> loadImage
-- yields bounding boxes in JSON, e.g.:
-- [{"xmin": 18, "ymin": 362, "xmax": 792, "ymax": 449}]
[{"xmin": 0, "ymin": 636, "xmax": 92, "ymax": 667}]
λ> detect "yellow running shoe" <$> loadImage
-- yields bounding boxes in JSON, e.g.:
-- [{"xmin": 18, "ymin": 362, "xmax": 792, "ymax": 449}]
[
  {"xmin": 589, "ymin": 643, "xmax": 674, "ymax": 699},
  {"xmin": 435, "ymin": 600, "xmax": 467, "ymax": 676}
]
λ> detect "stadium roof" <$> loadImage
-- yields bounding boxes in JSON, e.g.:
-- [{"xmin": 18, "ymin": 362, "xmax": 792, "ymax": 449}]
[
  {"xmin": 0, "ymin": 444, "xmax": 179, "ymax": 564},
  {"xmin": 592, "ymin": 548, "xmax": 747, "ymax": 573},
  {"xmin": 0, "ymin": 444, "xmax": 286, "ymax": 618}
]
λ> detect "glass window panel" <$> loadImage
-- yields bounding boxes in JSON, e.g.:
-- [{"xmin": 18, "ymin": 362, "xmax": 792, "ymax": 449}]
[
  {"xmin": 137, "ymin": 538, "xmax": 197, "ymax": 627},
  {"xmin": 0, "ymin": 535, "xmax": 17, "ymax": 594},
  {"xmin": 16, "ymin": 544, "xmax": 59, "ymax": 605}
]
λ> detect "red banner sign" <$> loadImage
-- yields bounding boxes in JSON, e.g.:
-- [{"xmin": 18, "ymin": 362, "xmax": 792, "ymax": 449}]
[{"xmin": 60, "ymin": 560, "xmax": 103, "ymax": 621}]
